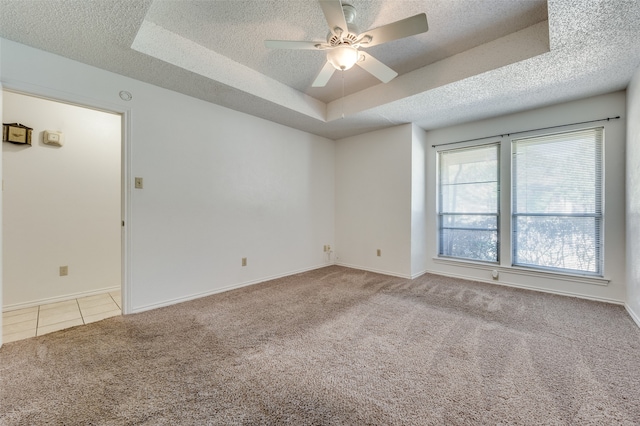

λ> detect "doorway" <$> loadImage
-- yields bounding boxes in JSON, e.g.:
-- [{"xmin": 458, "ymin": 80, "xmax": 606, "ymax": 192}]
[{"xmin": 2, "ymin": 90, "xmax": 124, "ymax": 343}]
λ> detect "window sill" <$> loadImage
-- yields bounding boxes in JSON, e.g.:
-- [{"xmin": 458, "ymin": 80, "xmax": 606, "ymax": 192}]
[{"xmin": 431, "ymin": 257, "xmax": 610, "ymax": 287}]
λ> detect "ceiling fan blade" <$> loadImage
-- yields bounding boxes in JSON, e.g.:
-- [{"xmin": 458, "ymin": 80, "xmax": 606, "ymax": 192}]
[
  {"xmin": 359, "ymin": 13, "xmax": 429, "ymax": 48},
  {"xmin": 356, "ymin": 52, "xmax": 398, "ymax": 83},
  {"xmin": 312, "ymin": 61, "xmax": 336, "ymax": 87},
  {"xmin": 265, "ymin": 40, "xmax": 325, "ymax": 50},
  {"xmin": 319, "ymin": 0, "xmax": 348, "ymax": 37}
]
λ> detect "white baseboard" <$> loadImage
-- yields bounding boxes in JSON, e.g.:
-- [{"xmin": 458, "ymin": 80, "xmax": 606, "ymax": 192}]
[
  {"xmin": 423, "ymin": 268, "xmax": 624, "ymax": 305},
  {"xmin": 131, "ymin": 263, "xmax": 335, "ymax": 314},
  {"xmin": 411, "ymin": 269, "xmax": 429, "ymax": 279},
  {"xmin": 335, "ymin": 262, "xmax": 412, "ymax": 279},
  {"xmin": 3, "ymin": 286, "xmax": 121, "ymax": 312},
  {"xmin": 625, "ymin": 304, "xmax": 640, "ymax": 329}
]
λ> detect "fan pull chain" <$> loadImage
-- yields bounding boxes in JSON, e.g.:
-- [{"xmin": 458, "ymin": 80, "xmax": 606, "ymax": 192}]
[{"xmin": 341, "ymin": 70, "xmax": 345, "ymax": 119}]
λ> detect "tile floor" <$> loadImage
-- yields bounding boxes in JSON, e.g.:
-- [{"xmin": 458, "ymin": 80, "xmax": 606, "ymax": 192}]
[{"xmin": 2, "ymin": 290, "xmax": 121, "ymax": 344}]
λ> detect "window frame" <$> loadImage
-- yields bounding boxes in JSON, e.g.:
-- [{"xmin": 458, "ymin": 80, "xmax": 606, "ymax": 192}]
[
  {"xmin": 436, "ymin": 142, "xmax": 501, "ymax": 264},
  {"xmin": 435, "ymin": 126, "xmax": 605, "ymax": 280},
  {"xmin": 510, "ymin": 127, "xmax": 604, "ymax": 277}
]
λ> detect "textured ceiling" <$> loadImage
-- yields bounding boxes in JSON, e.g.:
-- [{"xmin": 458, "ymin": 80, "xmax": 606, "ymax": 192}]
[
  {"xmin": 143, "ymin": 0, "xmax": 548, "ymax": 103},
  {"xmin": 1, "ymin": 0, "xmax": 639, "ymax": 140}
]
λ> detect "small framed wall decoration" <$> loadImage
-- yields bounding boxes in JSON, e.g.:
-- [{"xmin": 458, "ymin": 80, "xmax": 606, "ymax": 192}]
[{"xmin": 3, "ymin": 123, "xmax": 33, "ymax": 145}]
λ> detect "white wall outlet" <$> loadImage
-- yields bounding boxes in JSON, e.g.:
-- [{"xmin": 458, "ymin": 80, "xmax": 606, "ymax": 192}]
[
  {"xmin": 242, "ymin": 257, "xmax": 247, "ymax": 267},
  {"xmin": 59, "ymin": 266, "xmax": 68, "ymax": 276}
]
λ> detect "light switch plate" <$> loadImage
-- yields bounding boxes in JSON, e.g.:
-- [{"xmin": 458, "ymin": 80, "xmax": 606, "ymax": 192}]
[{"xmin": 135, "ymin": 177, "xmax": 143, "ymax": 189}]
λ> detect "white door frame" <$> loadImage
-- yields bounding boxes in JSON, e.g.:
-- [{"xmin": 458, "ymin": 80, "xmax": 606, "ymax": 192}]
[{"xmin": 0, "ymin": 82, "xmax": 132, "ymax": 322}]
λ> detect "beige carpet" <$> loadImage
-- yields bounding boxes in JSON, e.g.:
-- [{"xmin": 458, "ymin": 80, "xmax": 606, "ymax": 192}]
[{"xmin": 1, "ymin": 266, "xmax": 640, "ymax": 425}]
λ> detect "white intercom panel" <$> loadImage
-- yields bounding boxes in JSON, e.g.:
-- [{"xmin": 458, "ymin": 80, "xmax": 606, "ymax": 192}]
[{"xmin": 43, "ymin": 130, "xmax": 64, "ymax": 147}]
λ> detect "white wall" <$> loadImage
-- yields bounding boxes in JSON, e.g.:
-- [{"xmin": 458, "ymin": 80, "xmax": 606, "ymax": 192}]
[
  {"xmin": 2, "ymin": 92, "xmax": 121, "ymax": 308},
  {"xmin": 411, "ymin": 124, "xmax": 428, "ymax": 278},
  {"xmin": 0, "ymin": 39, "xmax": 335, "ymax": 313},
  {"xmin": 424, "ymin": 91, "xmax": 627, "ymax": 303},
  {"xmin": 335, "ymin": 124, "xmax": 413, "ymax": 277},
  {"xmin": 626, "ymin": 66, "xmax": 640, "ymax": 324}
]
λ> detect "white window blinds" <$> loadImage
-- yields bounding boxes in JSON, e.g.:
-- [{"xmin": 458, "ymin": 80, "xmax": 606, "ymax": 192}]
[
  {"xmin": 438, "ymin": 144, "xmax": 499, "ymax": 262},
  {"xmin": 512, "ymin": 128, "xmax": 603, "ymax": 275}
]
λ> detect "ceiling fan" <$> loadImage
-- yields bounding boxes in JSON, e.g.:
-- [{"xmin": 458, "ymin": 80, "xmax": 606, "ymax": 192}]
[{"xmin": 265, "ymin": 0, "xmax": 429, "ymax": 87}]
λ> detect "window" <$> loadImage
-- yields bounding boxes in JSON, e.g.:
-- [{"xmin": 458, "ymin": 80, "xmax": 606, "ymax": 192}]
[
  {"xmin": 512, "ymin": 128, "xmax": 603, "ymax": 275},
  {"xmin": 438, "ymin": 144, "xmax": 499, "ymax": 262},
  {"xmin": 436, "ymin": 127, "xmax": 605, "ymax": 278}
]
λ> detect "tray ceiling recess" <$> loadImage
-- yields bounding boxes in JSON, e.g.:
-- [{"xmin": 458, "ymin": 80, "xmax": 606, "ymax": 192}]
[
  {"xmin": 2, "ymin": 1, "xmax": 640, "ymax": 139},
  {"xmin": 132, "ymin": 0, "xmax": 550, "ymax": 123}
]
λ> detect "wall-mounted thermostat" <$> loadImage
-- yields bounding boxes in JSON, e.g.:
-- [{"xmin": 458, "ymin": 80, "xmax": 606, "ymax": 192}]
[{"xmin": 43, "ymin": 130, "xmax": 63, "ymax": 147}]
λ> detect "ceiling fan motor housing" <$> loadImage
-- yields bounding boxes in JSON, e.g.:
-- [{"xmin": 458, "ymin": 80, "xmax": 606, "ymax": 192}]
[
  {"xmin": 327, "ymin": 29, "xmax": 359, "ymax": 46},
  {"xmin": 327, "ymin": 4, "xmax": 359, "ymax": 46}
]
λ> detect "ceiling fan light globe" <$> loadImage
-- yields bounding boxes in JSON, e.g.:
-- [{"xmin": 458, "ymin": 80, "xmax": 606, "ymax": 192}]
[{"xmin": 327, "ymin": 45, "xmax": 359, "ymax": 70}]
